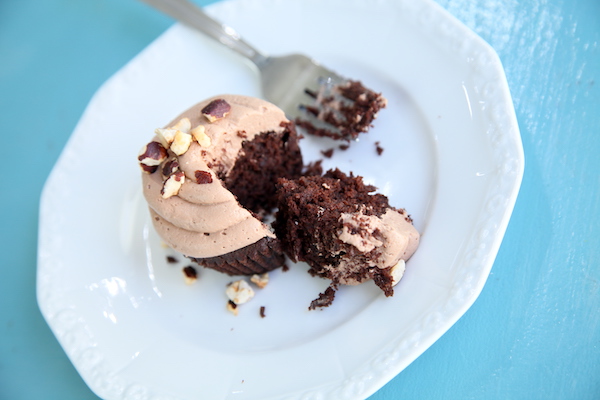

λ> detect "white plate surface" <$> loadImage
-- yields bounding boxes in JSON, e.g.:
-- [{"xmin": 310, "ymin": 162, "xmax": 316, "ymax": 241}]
[{"xmin": 37, "ymin": 0, "xmax": 524, "ymax": 399}]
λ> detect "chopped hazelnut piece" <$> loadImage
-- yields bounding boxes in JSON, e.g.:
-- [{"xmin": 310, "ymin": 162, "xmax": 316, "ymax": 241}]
[
  {"xmin": 162, "ymin": 158, "xmax": 179, "ymax": 176},
  {"xmin": 250, "ymin": 273, "xmax": 269, "ymax": 289},
  {"xmin": 170, "ymin": 131, "xmax": 193, "ymax": 155},
  {"xmin": 140, "ymin": 163, "xmax": 158, "ymax": 174},
  {"xmin": 390, "ymin": 259, "xmax": 406, "ymax": 286},
  {"xmin": 138, "ymin": 141, "xmax": 168, "ymax": 173},
  {"xmin": 195, "ymin": 170, "xmax": 213, "ymax": 184},
  {"xmin": 226, "ymin": 280, "xmax": 254, "ymax": 305},
  {"xmin": 154, "ymin": 128, "xmax": 178, "ymax": 148},
  {"xmin": 183, "ymin": 265, "xmax": 198, "ymax": 284},
  {"xmin": 202, "ymin": 99, "xmax": 231, "ymax": 122},
  {"xmin": 190, "ymin": 125, "xmax": 211, "ymax": 147},
  {"xmin": 161, "ymin": 171, "xmax": 185, "ymax": 199},
  {"xmin": 171, "ymin": 117, "xmax": 191, "ymax": 133},
  {"xmin": 227, "ymin": 300, "xmax": 239, "ymax": 316}
]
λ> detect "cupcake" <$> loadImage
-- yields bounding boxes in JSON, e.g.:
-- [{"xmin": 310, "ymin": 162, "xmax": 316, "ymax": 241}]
[{"xmin": 138, "ymin": 95, "xmax": 303, "ymax": 275}]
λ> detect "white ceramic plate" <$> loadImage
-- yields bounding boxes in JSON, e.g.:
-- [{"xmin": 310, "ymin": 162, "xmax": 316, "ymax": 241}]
[{"xmin": 37, "ymin": 0, "xmax": 524, "ymax": 399}]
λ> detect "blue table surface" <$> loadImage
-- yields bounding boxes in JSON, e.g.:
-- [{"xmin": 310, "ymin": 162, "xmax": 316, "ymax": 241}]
[{"xmin": 1, "ymin": 0, "xmax": 598, "ymax": 399}]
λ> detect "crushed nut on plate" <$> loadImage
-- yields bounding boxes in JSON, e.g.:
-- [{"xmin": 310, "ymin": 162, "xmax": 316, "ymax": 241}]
[
  {"xmin": 182, "ymin": 265, "xmax": 198, "ymax": 284},
  {"xmin": 250, "ymin": 273, "xmax": 269, "ymax": 289},
  {"xmin": 227, "ymin": 300, "xmax": 238, "ymax": 316},
  {"xmin": 226, "ymin": 279, "xmax": 254, "ymax": 305}
]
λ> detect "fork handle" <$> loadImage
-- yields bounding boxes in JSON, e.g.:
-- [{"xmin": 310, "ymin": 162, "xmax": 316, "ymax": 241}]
[{"xmin": 140, "ymin": 0, "xmax": 268, "ymax": 66}]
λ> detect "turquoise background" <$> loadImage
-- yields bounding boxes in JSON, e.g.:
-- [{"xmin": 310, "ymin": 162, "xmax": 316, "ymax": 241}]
[{"xmin": 1, "ymin": 0, "xmax": 598, "ymax": 399}]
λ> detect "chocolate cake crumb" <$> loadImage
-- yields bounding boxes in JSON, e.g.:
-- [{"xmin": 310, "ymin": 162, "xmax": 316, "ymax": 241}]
[
  {"xmin": 339, "ymin": 144, "xmax": 349, "ymax": 151},
  {"xmin": 309, "ymin": 286, "xmax": 336, "ymax": 310},
  {"xmin": 302, "ymin": 160, "xmax": 324, "ymax": 177},
  {"xmin": 375, "ymin": 141, "xmax": 384, "ymax": 155},
  {"xmin": 260, "ymin": 306, "xmax": 266, "ymax": 318},
  {"xmin": 321, "ymin": 148, "xmax": 334, "ymax": 158},
  {"xmin": 166, "ymin": 255, "xmax": 178, "ymax": 264},
  {"xmin": 183, "ymin": 265, "xmax": 197, "ymax": 279},
  {"xmin": 373, "ymin": 268, "xmax": 394, "ymax": 297}
]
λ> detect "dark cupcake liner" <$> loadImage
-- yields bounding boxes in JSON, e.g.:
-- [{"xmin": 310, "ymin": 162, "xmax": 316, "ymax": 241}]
[{"xmin": 189, "ymin": 237, "xmax": 284, "ymax": 276}]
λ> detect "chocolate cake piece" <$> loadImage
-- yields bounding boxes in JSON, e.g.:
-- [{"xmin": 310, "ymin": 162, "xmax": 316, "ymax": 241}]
[
  {"xmin": 225, "ymin": 121, "xmax": 302, "ymax": 216},
  {"xmin": 296, "ymin": 80, "xmax": 387, "ymax": 141},
  {"xmin": 273, "ymin": 169, "xmax": 420, "ymax": 305}
]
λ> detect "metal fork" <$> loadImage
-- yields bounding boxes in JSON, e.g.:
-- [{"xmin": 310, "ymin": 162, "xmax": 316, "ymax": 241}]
[{"xmin": 139, "ymin": 0, "xmax": 386, "ymax": 140}]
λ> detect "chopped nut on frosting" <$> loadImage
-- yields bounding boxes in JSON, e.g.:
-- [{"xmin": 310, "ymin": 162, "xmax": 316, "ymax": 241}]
[
  {"xmin": 190, "ymin": 125, "xmax": 211, "ymax": 147},
  {"xmin": 155, "ymin": 119, "xmax": 191, "ymax": 150},
  {"xmin": 202, "ymin": 99, "xmax": 231, "ymax": 122},
  {"xmin": 171, "ymin": 117, "xmax": 191, "ymax": 133},
  {"xmin": 226, "ymin": 279, "xmax": 255, "ymax": 305},
  {"xmin": 194, "ymin": 170, "xmax": 213, "ymax": 184},
  {"xmin": 138, "ymin": 141, "xmax": 168, "ymax": 173},
  {"xmin": 155, "ymin": 128, "xmax": 178, "ymax": 148},
  {"xmin": 250, "ymin": 273, "xmax": 269, "ymax": 289},
  {"xmin": 162, "ymin": 158, "xmax": 179, "ymax": 176},
  {"xmin": 170, "ymin": 131, "xmax": 193, "ymax": 155},
  {"xmin": 161, "ymin": 171, "xmax": 185, "ymax": 199}
]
